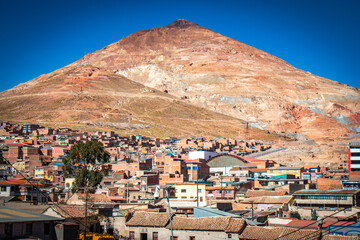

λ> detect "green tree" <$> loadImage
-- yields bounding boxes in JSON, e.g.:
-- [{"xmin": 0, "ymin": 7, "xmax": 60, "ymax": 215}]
[{"xmin": 62, "ymin": 141, "xmax": 110, "ymax": 193}]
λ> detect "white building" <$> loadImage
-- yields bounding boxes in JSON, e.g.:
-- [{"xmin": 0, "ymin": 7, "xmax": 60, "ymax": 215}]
[
  {"xmin": 349, "ymin": 142, "xmax": 360, "ymax": 171},
  {"xmin": 188, "ymin": 151, "xmax": 218, "ymax": 161},
  {"xmin": 174, "ymin": 183, "xmax": 207, "ymax": 207}
]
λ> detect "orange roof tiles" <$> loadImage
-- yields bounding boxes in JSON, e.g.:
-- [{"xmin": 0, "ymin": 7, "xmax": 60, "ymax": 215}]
[
  {"xmin": 126, "ymin": 211, "xmax": 171, "ymax": 227},
  {"xmin": 239, "ymin": 226, "xmax": 321, "ymax": 240},
  {"xmin": 245, "ymin": 190, "xmax": 288, "ymax": 197}
]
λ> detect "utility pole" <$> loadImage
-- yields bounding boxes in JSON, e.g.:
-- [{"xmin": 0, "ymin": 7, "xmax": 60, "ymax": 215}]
[
  {"xmin": 196, "ymin": 178, "xmax": 199, "ymax": 207},
  {"xmin": 165, "ymin": 189, "xmax": 174, "ymax": 240},
  {"xmin": 80, "ymin": 186, "xmax": 95, "ymax": 240},
  {"xmin": 251, "ymin": 201, "xmax": 254, "ymax": 221},
  {"xmin": 84, "ymin": 188, "xmax": 88, "ymax": 240}
]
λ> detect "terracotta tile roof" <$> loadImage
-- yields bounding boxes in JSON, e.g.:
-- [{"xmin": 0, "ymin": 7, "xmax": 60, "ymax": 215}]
[
  {"xmin": 0, "ymin": 179, "xmax": 43, "ymax": 186},
  {"xmin": 76, "ymin": 193, "xmax": 112, "ymax": 202},
  {"xmin": 286, "ymin": 220, "xmax": 355, "ymax": 229},
  {"xmin": 239, "ymin": 226, "xmax": 284, "ymax": 240},
  {"xmin": 245, "ymin": 190, "xmax": 288, "ymax": 197},
  {"xmin": 126, "ymin": 211, "xmax": 170, "ymax": 227},
  {"xmin": 281, "ymin": 227, "xmax": 321, "ymax": 240},
  {"xmin": 242, "ymin": 196, "xmax": 293, "ymax": 204},
  {"xmin": 239, "ymin": 226, "xmax": 321, "ymax": 240},
  {"xmin": 50, "ymin": 205, "xmax": 95, "ymax": 218},
  {"xmin": 225, "ymin": 218, "xmax": 246, "ymax": 233},
  {"xmin": 169, "ymin": 216, "xmax": 245, "ymax": 232}
]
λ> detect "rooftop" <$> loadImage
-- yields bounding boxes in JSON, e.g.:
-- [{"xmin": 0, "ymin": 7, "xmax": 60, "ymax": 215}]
[{"xmin": 0, "ymin": 206, "xmax": 63, "ymax": 223}]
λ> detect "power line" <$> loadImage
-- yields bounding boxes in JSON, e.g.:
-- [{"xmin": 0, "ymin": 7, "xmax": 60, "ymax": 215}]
[
  {"xmin": 275, "ymin": 207, "xmax": 351, "ymax": 240},
  {"xmin": 4, "ymin": 160, "xmax": 87, "ymax": 228}
]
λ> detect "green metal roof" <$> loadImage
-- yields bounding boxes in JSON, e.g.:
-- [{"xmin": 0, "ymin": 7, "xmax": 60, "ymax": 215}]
[{"xmin": 0, "ymin": 206, "xmax": 63, "ymax": 223}]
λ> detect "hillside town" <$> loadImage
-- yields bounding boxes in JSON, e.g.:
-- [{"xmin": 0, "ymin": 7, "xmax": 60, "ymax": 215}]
[{"xmin": 0, "ymin": 122, "xmax": 359, "ymax": 240}]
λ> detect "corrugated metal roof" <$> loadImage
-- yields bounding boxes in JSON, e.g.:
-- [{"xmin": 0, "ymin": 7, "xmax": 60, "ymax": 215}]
[
  {"xmin": 194, "ymin": 207, "xmax": 240, "ymax": 218},
  {"xmin": 293, "ymin": 189, "xmax": 360, "ymax": 195},
  {"xmin": 0, "ymin": 206, "xmax": 63, "ymax": 223}
]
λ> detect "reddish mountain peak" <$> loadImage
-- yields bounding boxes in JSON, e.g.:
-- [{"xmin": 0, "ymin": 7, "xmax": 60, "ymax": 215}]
[{"xmin": 166, "ymin": 19, "xmax": 201, "ymax": 29}]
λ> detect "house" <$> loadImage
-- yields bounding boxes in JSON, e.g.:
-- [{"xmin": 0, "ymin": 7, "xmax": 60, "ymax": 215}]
[
  {"xmin": 43, "ymin": 205, "xmax": 99, "ymax": 232},
  {"xmin": 238, "ymin": 225, "xmax": 321, "ymax": 240},
  {"xmin": 174, "ymin": 183, "xmax": 206, "ymax": 206},
  {"xmin": 0, "ymin": 206, "xmax": 62, "ymax": 239},
  {"xmin": 124, "ymin": 211, "xmax": 247, "ymax": 240},
  {"xmin": 169, "ymin": 216, "xmax": 246, "ymax": 240},
  {"xmin": 125, "ymin": 211, "xmax": 171, "ymax": 239},
  {"xmin": 67, "ymin": 193, "xmax": 113, "ymax": 206},
  {"xmin": 317, "ymin": 178, "xmax": 343, "ymax": 190},
  {"xmin": 206, "ymin": 186, "xmax": 236, "ymax": 200},
  {"xmin": 293, "ymin": 189, "xmax": 360, "ymax": 209},
  {"xmin": 267, "ymin": 167, "xmax": 304, "ymax": 179},
  {"xmin": 0, "ymin": 179, "xmax": 49, "ymax": 203},
  {"xmin": 184, "ymin": 159, "xmax": 210, "ymax": 181}
]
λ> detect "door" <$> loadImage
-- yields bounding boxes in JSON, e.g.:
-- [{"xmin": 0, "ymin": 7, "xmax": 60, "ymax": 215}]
[{"xmin": 140, "ymin": 233, "xmax": 148, "ymax": 240}]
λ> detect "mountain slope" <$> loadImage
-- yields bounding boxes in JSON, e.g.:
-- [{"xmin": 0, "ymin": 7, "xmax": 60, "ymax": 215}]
[
  {"xmin": 1, "ymin": 19, "xmax": 359, "ymax": 165},
  {"xmin": 0, "ymin": 65, "xmax": 275, "ymax": 139},
  {"xmin": 73, "ymin": 19, "xmax": 359, "ymax": 143}
]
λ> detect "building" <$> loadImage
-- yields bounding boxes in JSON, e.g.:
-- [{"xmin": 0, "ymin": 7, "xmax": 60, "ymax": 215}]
[
  {"xmin": 293, "ymin": 189, "xmax": 360, "ymax": 209},
  {"xmin": 188, "ymin": 151, "xmax": 218, "ymax": 161},
  {"xmin": 0, "ymin": 206, "xmax": 62, "ymax": 239},
  {"xmin": 174, "ymin": 183, "xmax": 206, "ymax": 206},
  {"xmin": 349, "ymin": 142, "xmax": 360, "ymax": 172},
  {"xmin": 206, "ymin": 154, "xmax": 247, "ymax": 175},
  {"xmin": 0, "ymin": 179, "xmax": 49, "ymax": 203},
  {"xmin": 267, "ymin": 167, "xmax": 304, "ymax": 179}
]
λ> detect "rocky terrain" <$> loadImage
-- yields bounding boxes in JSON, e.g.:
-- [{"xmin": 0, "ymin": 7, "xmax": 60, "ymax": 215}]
[{"xmin": 1, "ymin": 19, "xmax": 359, "ymax": 165}]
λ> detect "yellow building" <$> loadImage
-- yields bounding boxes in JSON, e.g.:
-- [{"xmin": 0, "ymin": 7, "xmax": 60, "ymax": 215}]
[
  {"xmin": 267, "ymin": 167, "xmax": 304, "ymax": 179},
  {"xmin": 34, "ymin": 167, "xmax": 45, "ymax": 179}
]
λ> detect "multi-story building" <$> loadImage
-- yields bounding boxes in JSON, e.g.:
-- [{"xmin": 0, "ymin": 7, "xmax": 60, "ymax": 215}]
[
  {"xmin": 267, "ymin": 167, "xmax": 304, "ymax": 179},
  {"xmin": 349, "ymin": 142, "xmax": 360, "ymax": 172},
  {"xmin": 293, "ymin": 189, "xmax": 360, "ymax": 209},
  {"xmin": 174, "ymin": 183, "xmax": 206, "ymax": 206}
]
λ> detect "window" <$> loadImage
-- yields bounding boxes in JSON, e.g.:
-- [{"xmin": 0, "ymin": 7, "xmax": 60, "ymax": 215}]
[
  {"xmin": 200, "ymin": 197, "xmax": 203, "ymax": 202},
  {"xmin": 192, "ymin": 166, "xmax": 198, "ymax": 170},
  {"xmin": 187, "ymin": 166, "xmax": 191, "ymax": 170},
  {"xmin": 130, "ymin": 231, "xmax": 135, "ymax": 238},
  {"xmin": 5, "ymin": 223, "xmax": 12, "ymax": 236},
  {"xmin": 26, "ymin": 223, "xmax": 32, "ymax": 235},
  {"xmin": 1, "ymin": 186, "xmax": 6, "ymax": 191},
  {"xmin": 44, "ymin": 223, "xmax": 50, "ymax": 235},
  {"xmin": 181, "ymin": 189, "xmax": 186, "ymax": 193},
  {"xmin": 190, "ymin": 237, "xmax": 195, "ymax": 240},
  {"xmin": 153, "ymin": 232, "xmax": 158, "ymax": 240},
  {"xmin": 198, "ymin": 189, "xmax": 202, "ymax": 193},
  {"xmin": 208, "ymin": 190, "xmax": 213, "ymax": 194},
  {"xmin": 269, "ymin": 170, "xmax": 274, "ymax": 173},
  {"xmin": 286, "ymin": 170, "xmax": 290, "ymax": 173}
]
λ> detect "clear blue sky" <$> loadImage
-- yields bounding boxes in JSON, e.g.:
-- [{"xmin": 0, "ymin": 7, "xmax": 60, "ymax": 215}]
[{"xmin": 1, "ymin": 0, "xmax": 359, "ymax": 92}]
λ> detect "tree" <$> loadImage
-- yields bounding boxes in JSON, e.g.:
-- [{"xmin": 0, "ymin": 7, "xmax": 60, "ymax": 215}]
[{"xmin": 62, "ymin": 141, "xmax": 110, "ymax": 193}]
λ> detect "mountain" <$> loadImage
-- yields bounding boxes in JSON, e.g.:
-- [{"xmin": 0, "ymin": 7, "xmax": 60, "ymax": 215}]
[
  {"xmin": 1, "ymin": 19, "xmax": 359, "ymax": 165},
  {"xmin": 0, "ymin": 65, "xmax": 274, "ymax": 139},
  {"xmin": 70, "ymin": 20, "xmax": 359, "ymax": 143}
]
